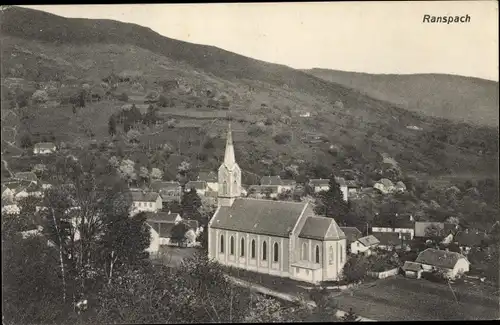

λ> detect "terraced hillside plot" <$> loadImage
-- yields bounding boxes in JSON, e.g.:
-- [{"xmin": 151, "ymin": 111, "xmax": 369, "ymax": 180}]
[{"xmin": 334, "ymin": 276, "xmax": 499, "ymax": 321}]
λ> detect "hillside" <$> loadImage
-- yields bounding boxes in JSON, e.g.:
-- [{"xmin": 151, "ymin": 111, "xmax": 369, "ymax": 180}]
[
  {"xmin": 304, "ymin": 69, "xmax": 499, "ymax": 127},
  {"xmin": 1, "ymin": 6, "xmax": 498, "ymax": 183}
]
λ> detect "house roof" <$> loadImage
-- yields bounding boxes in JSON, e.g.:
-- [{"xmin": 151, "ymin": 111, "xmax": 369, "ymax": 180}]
[
  {"xmin": 1, "ymin": 184, "xmax": 8, "ymax": 194},
  {"xmin": 150, "ymin": 180, "xmax": 181, "ymax": 192},
  {"xmin": 345, "ymin": 180, "xmax": 358, "ymax": 188},
  {"xmin": 309, "ymin": 178, "xmax": 330, "ymax": 186},
  {"xmin": 372, "ymin": 232, "xmax": 401, "ymax": 247},
  {"xmin": 13, "ymin": 172, "xmax": 38, "ymax": 182},
  {"xmin": 3, "ymin": 180, "xmax": 33, "ymax": 192},
  {"xmin": 184, "ymin": 219, "xmax": 199, "ymax": 230},
  {"xmin": 34, "ymin": 142, "xmax": 56, "ymax": 150},
  {"xmin": 148, "ymin": 221, "xmax": 175, "ymax": 238},
  {"xmin": 415, "ymin": 248, "xmax": 468, "ymax": 269},
  {"xmin": 205, "ymin": 190, "xmax": 218, "ymax": 198},
  {"xmin": 210, "ymin": 198, "xmax": 308, "ymax": 237},
  {"xmin": 335, "ymin": 177, "xmax": 346, "ymax": 186},
  {"xmin": 281, "ymin": 179, "xmax": 297, "ymax": 186},
  {"xmin": 197, "ymin": 171, "xmax": 217, "ymax": 182},
  {"xmin": 299, "ymin": 216, "xmax": 345, "ymax": 241},
  {"xmin": 373, "ymin": 218, "xmax": 414, "ymax": 229},
  {"xmin": 144, "ymin": 212, "xmax": 181, "ymax": 223},
  {"xmin": 379, "ymin": 178, "xmax": 394, "ymax": 188},
  {"xmin": 414, "ymin": 222, "xmax": 444, "ymax": 237},
  {"xmin": 454, "ymin": 230, "xmax": 489, "ymax": 247},
  {"xmin": 260, "ymin": 176, "xmax": 282, "ymax": 186},
  {"xmin": 186, "ymin": 181, "xmax": 207, "ymax": 191},
  {"xmin": 127, "ymin": 191, "xmax": 160, "ymax": 202},
  {"xmin": 402, "ymin": 261, "xmax": 423, "ymax": 272},
  {"xmin": 357, "ymin": 235, "xmax": 380, "ymax": 247},
  {"xmin": 340, "ymin": 227, "xmax": 362, "ymax": 243}
]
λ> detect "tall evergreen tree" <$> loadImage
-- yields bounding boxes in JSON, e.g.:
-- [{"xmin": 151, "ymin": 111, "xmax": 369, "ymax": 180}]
[
  {"xmin": 315, "ymin": 175, "xmax": 349, "ymax": 225},
  {"xmin": 108, "ymin": 115, "xmax": 117, "ymax": 136},
  {"xmin": 181, "ymin": 188, "xmax": 202, "ymax": 220}
]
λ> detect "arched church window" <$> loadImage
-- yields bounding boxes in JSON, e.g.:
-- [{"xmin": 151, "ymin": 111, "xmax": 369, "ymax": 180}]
[
  {"xmin": 315, "ymin": 245, "xmax": 320, "ymax": 264},
  {"xmin": 329, "ymin": 245, "xmax": 334, "ymax": 265},
  {"xmin": 273, "ymin": 242, "xmax": 279, "ymax": 262},
  {"xmin": 251, "ymin": 239, "xmax": 256, "ymax": 258},
  {"xmin": 230, "ymin": 236, "xmax": 234, "ymax": 255},
  {"xmin": 240, "ymin": 237, "xmax": 245, "ymax": 257},
  {"xmin": 301, "ymin": 242, "xmax": 308, "ymax": 261},
  {"xmin": 340, "ymin": 244, "xmax": 343, "ymax": 262},
  {"xmin": 222, "ymin": 181, "xmax": 228, "ymax": 194},
  {"xmin": 262, "ymin": 241, "xmax": 267, "ymax": 261},
  {"xmin": 220, "ymin": 235, "xmax": 224, "ymax": 253}
]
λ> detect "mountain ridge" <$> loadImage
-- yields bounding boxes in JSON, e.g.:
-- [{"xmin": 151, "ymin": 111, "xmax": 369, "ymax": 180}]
[{"xmin": 303, "ymin": 68, "xmax": 499, "ymax": 127}]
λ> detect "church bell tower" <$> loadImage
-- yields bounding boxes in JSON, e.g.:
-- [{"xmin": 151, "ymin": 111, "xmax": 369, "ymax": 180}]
[{"xmin": 218, "ymin": 122, "xmax": 241, "ymax": 207}]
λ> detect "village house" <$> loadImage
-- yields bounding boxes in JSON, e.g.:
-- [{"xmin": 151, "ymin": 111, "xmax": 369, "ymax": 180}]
[
  {"xmin": 150, "ymin": 180, "xmax": 182, "ymax": 203},
  {"xmin": 260, "ymin": 176, "xmax": 297, "ymax": 194},
  {"xmin": 402, "ymin": 261, "xmax": 424, "ymax": 279},
  {"xmin": 414, "ymin": 248, "xmax": 470, "ymax": 279},
  {"xmin": 13, "ymin": 172, "xmax": 39, "ymax": 184},
  {"xmin": 209, "ymin": 124, "xmax": 347, "ymax": 284},
  {"xmin": 372, "ymin": 216, "xmax": 415, "ymax": 239},
  {"xmin": 453, "ymin": 229, "xmax": 490, "ymax": 254},
  {"xmin": 128, "ymin": 191, "xmax": 162, "ymax": 216},
  {"xmin": 373, "ymin": 178, "xmax": 396, "ymax": 194},
  {"xmin": 185, "ymin": 180, "xmax": 208, "ymax": 196},
  {"xmin": 33, "ymin": 142, "xmax": 57, "ymax": 155},
  {"xmin": 372, "ymin": 232, "xmax": 408, "ymax": 251},
  {"xmin": 345, "ymin": 180, "xmax": 359, "ymax": 197},
  {"xmin": 350, "ymin": 235, "xmax": 380, "ymax": 255},
  {"xmin": 2, "ymin": 203, "xmax": 20, "ymax": 215},
  {"xmin": 414, "ymin": 222, "xmax": 458, "ymax": 239},
  {"xmin": 197, "ymin": 171, "xmax": 219, "ymax": 191},
  {"xmin": 145, "ymin": 212, "xmax": 183, "ymax": 246},
  {"xmin": 340, "ymin": 227, "xmax": 363, "ymax": 252},
  {"xmin": 2, "ymin": 180, "xmax": 43, "ymax": 202}
]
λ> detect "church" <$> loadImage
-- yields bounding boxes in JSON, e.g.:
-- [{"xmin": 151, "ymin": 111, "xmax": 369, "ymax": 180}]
[{"xmin": 208, "ymin": 124, "xmax": 347, "ymax": 284}]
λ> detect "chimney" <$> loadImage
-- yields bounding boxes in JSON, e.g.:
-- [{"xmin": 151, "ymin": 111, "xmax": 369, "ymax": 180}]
[{"xmin": 465, "ymin": 229, "xmax": 469, "ymax": 234}]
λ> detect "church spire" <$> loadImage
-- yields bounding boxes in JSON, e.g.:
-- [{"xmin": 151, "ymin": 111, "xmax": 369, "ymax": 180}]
[{"xmin": 223, "ymin": 122, "xmax": 236, "ymax": 168}]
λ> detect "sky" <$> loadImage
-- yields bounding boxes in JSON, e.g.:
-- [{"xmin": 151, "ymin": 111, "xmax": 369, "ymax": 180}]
[{"xmin": 21, "ymin": 2, "xmax": 499, "ymax": 81}]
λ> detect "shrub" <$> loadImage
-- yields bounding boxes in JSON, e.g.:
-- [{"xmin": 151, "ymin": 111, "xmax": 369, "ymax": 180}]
[
  {"xmin": 118, "ymin": 92, "xmax": 129, "ymax": 102},
  {"xmin": 273, "ymin": 133, "xmax": 291, "ymax": 145}
]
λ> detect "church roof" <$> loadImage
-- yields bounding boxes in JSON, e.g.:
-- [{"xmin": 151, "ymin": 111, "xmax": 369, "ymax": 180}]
[
  {"xmin": 299, "ymin": 216, "xmax": 345, "ymax": 241},
  {"xmin": 210, "ymin": 198, "xmax": 307, "ymax": 238}
]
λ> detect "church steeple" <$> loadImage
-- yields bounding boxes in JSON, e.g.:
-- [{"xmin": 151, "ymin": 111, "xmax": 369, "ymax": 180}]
[
  {"xmin": 223, "ymin": 122, "xmax": 236, "ymax": 168},
  {"xmin": 218, "ymin": 122, "xmax": 241, "ymax": 207}
]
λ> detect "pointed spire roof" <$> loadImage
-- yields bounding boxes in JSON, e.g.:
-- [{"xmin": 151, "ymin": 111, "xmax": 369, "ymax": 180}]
[{"xmin": 223, "ymin": 122, "xmax": 236, "ymax": 168}]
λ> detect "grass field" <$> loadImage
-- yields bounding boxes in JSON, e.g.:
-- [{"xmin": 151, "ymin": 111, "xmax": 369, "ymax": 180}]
[{"xmin": 334, "ymin": 275, "xmax": 499, "ymax": 321}]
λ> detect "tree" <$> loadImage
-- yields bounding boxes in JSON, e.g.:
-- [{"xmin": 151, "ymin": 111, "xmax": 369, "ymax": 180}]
[
  {"xmin": 138, "ymin": 166, "xmax": 149, "ymax": 186},
  {"xmin": 126, "ymin": 129, "xmax": 141, "ymax": 144},
  {"xmin": 118, "ymin": 159, "xmax": 137, "ymax": 186},
  {"xmin": 181, "ymin": 188, "xmax": 202, "ymax": 220},
  {"xmin": 315, "ymin": 175, "xmax": 349, "ymax": 224},
  {"xmin": 341, "ymin": 255, "xmax": 369, "ymax": 283},
  {"xmin": 424, "ymin": 224, "xmax": 444, "ymax": 240},
  {"xmin": 118, "ymin": 92, "xmax": 128, "ymax": 102},
  {"xmin": 108, "ymin": 115, "xmax": 117, "ymax": 136},
  {"xmin": 150, "ymin": 168, "xmax": 163, "ymax": 181},
  {"xmin": 342, "ymin": 308, "xmax": 358, "ymax": 322},
  {"xmin": 20, "ymin": 133, "xmax": 32, "ymax": 148},
  {"xmin": 177, "ymin": 160, "xmax": 191, "ymax": 176},
  {"xmin": 32, "ymin": 90, "xmax": 49, "ymax": 103},
  {"xmin": 171, "ymin": 222, "xmax": 190, "ymax": 246}
]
